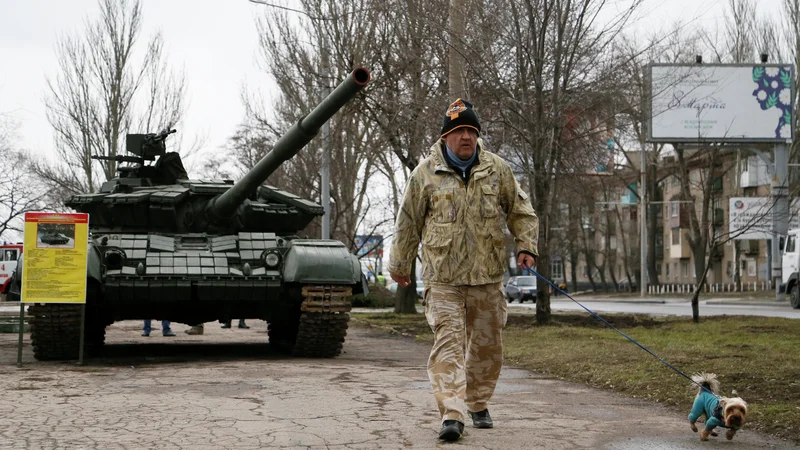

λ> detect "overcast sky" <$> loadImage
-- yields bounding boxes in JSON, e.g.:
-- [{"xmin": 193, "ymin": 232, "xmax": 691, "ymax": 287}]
[{"xmin": 0, "ymin": 0, "xmax": 786, "ymax": 166}]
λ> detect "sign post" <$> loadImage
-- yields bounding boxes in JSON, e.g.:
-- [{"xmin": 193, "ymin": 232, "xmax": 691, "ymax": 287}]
[{"xmin": 17, "ymin": 212, "xmax": 89, "ymax": 365}]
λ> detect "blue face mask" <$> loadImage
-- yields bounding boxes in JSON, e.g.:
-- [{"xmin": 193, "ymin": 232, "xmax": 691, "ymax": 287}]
[{"xmin": 445, "ymin": 144, "xmax": 477, "ymax": 172}]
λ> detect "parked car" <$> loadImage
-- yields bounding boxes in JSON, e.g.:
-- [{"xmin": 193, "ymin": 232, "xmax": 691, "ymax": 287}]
[
  {"xmin": 386, "ymin": 280, "xmax": 424, "ymax": 298},
  {"xmin": 505, "ymin": 276, "xmax": 537, "ymax": 303},
  {"xmin": 415, "ymin": 280, "xmax": 425, "ymax": 298}
]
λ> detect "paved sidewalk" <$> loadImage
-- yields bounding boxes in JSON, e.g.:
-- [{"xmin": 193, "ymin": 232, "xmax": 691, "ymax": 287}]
[{"xmin": 0, "ymin": 320, "xmax": 796, "ymax": 449}]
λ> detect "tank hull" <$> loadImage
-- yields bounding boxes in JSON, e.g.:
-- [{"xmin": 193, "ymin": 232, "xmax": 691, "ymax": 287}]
[{"xmin": 29, "ymin": 232, "xmax": 365, "ymax": 360}]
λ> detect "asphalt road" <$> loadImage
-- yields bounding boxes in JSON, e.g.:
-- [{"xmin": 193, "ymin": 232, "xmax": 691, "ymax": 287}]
[
  {"xmin": 0, "ymin": 319, "xmax": 797, "ymax": 449},
  {"xmin": 510, "ymin": 296, "xmax": 800, "ymax": 319}
]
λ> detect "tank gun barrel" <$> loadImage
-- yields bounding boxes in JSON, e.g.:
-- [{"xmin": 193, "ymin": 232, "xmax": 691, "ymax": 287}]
[{"xmin": 209, "ymin": 68, "xmax": 370, "ymax": 220}]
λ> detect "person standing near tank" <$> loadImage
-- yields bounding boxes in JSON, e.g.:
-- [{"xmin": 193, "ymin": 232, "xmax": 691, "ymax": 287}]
[
  {"xmin": 388, "ymin": 99, "xmax": 539, "ymax": 442},
  {"xmin": 142, "ymin": 320, "xmax": 175, "ymax": 337}
]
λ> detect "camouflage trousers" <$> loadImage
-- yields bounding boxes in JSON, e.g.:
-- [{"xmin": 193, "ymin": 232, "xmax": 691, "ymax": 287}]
[{"xmin": 424, "ymin": 281, "xmax": 507, "ymax": 423}]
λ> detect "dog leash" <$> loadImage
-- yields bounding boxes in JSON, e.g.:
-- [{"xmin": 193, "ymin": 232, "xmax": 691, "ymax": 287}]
[{"xmin": 521, "ymin": 264, "xmax": 719, "ymax": 398}]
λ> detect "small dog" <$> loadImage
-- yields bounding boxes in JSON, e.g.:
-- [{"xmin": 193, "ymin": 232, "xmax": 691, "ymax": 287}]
[{"xmin": 688, "ymin": 373, "xmax": 748, "ymax": 441}]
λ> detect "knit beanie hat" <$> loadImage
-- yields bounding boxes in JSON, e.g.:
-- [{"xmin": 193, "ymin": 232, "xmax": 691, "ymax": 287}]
[{"xmin": 441, "ymin": 98, "xmax": 481, "ymax": 137}]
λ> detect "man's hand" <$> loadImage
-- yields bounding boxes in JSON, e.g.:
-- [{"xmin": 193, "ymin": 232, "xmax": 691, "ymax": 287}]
[
  {"xmin": 390, "ymin": 272, "xmax": 411, "ymax": 287},
  {"xmin": 517, "ymin": 253, "xmax": 536, "ymax": 271}
]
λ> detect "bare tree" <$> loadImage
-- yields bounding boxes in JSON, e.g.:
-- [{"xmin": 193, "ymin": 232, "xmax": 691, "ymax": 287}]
[
  {"xmin": 39, "ymin": 0, "xmax": 186, "ymax": 200},
  {"xmin": 470, "ymin": 0, "xmax": 644, "ymax": 323},
  {"xmin": 0, "ymin": 135, "xmax": 47, "ymax": 239}
]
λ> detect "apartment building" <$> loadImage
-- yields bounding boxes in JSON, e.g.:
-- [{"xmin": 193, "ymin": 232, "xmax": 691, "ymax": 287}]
[{"xmin": 559, "ymin": 151, "xmax": 783, "ymax": 290}]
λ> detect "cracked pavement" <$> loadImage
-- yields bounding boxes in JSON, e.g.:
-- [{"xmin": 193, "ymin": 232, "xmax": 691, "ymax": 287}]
[{"xmin": 0, "ymin": 320, "xmax": 796, "ymax": 449}]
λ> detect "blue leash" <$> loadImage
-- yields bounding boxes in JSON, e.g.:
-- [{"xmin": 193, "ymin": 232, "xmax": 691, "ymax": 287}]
[{"xmin": 521, "ymin": 264, "xmax": 718, "ymax": 398}]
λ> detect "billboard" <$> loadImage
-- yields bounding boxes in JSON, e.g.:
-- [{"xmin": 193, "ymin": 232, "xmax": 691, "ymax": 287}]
[
  {"xmin": 353, "ymin": 235, "xmax": 383, "ymax": 257},
  {"xmin": 649, "ymin": 64, "xmax": 795, "ymax": 142},
  {"xmin": 729, "ymin": 197, "xmax": 800, "ymax": 240}
]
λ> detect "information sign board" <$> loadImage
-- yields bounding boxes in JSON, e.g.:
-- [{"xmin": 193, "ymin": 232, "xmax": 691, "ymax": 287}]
[{"xmin": 21, "ymin": 212, "xmax": 89, "ymax": 303}]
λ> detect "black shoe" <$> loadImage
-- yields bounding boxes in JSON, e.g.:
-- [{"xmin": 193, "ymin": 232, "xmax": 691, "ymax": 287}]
[
  {"xmin": 221, "ymin": 323, "xmax": 232, "ymax": 328},
  {"xmin": 238, "ymin": 324, "xmax": 250, "ymax": 329},
  {"xmin": 468, "ymin": 409, "xmax": 493, "ymax": 428},
  {"xmin": 438, "ymin": 420, "xmax": 464, "ymax": 442}
]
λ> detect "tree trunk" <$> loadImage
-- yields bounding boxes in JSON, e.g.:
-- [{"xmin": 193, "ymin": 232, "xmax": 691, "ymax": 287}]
[
  {"xmin": 535, "ymin": 214, "xmax": 552, "ymax": 324},
  {"xmin": 691, "ymin": 250, "xmax": 714, "ymax": 323},
  {"xmin": 394, "ymin": 259, "xmax": 418, "ymax": 314},
  {"xmin": 570, "ymin": 250, "xmax": 579, "ymax": 293}
]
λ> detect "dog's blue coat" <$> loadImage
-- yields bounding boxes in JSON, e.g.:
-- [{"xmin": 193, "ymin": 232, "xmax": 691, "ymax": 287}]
[{"xmin": 688, "ymin": 391, "xmax": 737, "ymax": 431}]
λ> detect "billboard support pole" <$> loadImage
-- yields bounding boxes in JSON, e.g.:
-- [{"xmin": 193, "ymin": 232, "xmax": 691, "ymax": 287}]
[
  {"xmin": 16, "ymin": 303, "xmax": 24, "ymax": 367},
  {"xmin": 640, "ymin": 140, "xmax": 647, "ymax": 297},
  {"xmin": 78, "ymin": 304, "xmax": 86, "ymax": 365},
  {"xmin": 772, "ymin": 143, "xmax": 790, "ymax": 300}
]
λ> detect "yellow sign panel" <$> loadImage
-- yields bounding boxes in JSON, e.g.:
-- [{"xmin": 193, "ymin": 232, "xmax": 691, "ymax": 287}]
[{"xmin": 21, "ymin": 212, "xmax": 89, "ymax": 304}]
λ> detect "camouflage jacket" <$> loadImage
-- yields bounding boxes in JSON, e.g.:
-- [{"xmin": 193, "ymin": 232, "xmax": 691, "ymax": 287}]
[{"xmin": 388, "ymin": 140, "xmax": 539, "ymax": 286}]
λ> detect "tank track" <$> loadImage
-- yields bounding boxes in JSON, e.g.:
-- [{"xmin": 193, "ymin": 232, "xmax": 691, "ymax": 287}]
[
  {"xmin": 268, "ymin": 286, "xmax": 352, "ymax": 358},
  {"xmin": 28, "ymin": 285, "xmax": 107, "ymax": 361},
  {"xmin": 29, "ymin": 304, "xmax": 83, "ymax": 361}
]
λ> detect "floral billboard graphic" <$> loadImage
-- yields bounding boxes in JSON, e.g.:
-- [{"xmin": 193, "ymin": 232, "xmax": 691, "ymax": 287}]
[{"xmin": 751, "ymin": 66, "xmax": 793, "ymax": 139}]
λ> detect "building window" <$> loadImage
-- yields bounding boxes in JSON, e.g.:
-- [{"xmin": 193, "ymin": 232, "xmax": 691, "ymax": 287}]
[
  {"xmin": 671, "ymin": 202, "xmax": 679, "ymax": 217},
  {"xmin": 726, "ymin": 260, "xmax": 732, "ymax": 277},
  {"xmin": 681, "ymin": 261, "xmax": 689, "ymax": 277},
  {"xmin": 665, "ymin": 264, "xmax": 670, "ymax": 277},
  {"xmin": 673, "ymin": 263, "xmax": 678, "ymax": 279},
  {"xmin": 741, "ymin": 157, "xmax": 749, "ymax": 173},
  {"xmin": 672, "ymin": 228, "xmax": 680, "ymax": 245},
  {"xmin": 552, "ymin": 258, "xmax": 563, "ymax": 280},
  {"xmin": 610, "ymin": 236, "xmax": 618, "ymax": 250},
  {"xmin": 748, "ymin": 260, "xmax": 756, "ymax": 277}
]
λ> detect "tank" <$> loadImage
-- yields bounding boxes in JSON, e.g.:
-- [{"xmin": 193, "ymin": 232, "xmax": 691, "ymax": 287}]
[
  {"xmin": 26, "ymin": 68, "xmax": 371, "ymax": 360},
  {"xmin": 39, "ymin": 233, "xmax": 70, "ymax": 246}
]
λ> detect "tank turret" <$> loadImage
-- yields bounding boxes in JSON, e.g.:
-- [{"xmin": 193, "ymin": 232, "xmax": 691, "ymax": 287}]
[{"xmin": 66, "ymin": 68, "xmax": 370, "ymax": 234}]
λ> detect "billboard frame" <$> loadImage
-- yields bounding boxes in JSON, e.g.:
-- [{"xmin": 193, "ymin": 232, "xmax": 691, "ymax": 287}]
[{"xmin": 647, "ymin": 63, "xmax": 796, "ymax": 144}]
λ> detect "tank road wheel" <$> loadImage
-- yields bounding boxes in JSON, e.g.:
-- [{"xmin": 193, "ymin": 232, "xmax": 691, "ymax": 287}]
[
  {"xmin": 267, "ymin": 305, "xmax": 301, "ymax": 354},
  {"xmin": 791, "ymin": 284, "xmax": 800, "ymax": 309},
  {"xmin": 29, "ymin": 304, "xmax": 83, "ymax": 361}
]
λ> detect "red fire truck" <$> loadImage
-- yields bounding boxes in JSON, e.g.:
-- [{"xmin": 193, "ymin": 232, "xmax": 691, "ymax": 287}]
[{"xmin": 0, "ymin": 242, "xmax": 23, "ymax": 298}]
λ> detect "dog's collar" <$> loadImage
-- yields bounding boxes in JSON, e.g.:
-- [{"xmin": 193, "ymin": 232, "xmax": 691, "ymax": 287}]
[{"xmin": 713, "ymin": 404, "xmax": 730, "ymax": 428}]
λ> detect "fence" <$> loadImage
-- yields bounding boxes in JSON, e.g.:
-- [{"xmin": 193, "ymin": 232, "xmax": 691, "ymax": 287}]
[{"xmin": 647, "ymin": 280, "xmax": 774, "ymax": 295}]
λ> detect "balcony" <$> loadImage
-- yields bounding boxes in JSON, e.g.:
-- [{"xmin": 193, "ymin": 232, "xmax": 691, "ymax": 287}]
[
  {"xmin": 742, "ymin": 239, "xmax": 759, "ymax": 255},
  {"xmin": 711, "ymin": 177, "xmax": 723, "ymax": 192},
  {"xmin": 670, "ymin": 230, "xmax": 692, "ymax": 259},
  {"xmin": 713, "ymin": 208, "xmax": 725, "ymax": 227},
  {"xmin": 668, "ymin": 201, "xmax": 691, "ymax": 229},
  {"xmin": 655, "ymin": 244, "xmax": 664, "ymax": 259}
]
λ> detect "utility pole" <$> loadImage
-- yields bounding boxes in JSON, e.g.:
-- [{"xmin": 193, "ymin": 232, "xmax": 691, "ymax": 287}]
[
  {"xmin": 448, "ymin": 0, "xmax": 466, "ymax": 98},
  {"xmin": 772, "ymin": 143, "xmax": 789, "ymax": 300},
  {"xmin": 320, "ymin": 31, "xmax": 331, "ymax": 239}
]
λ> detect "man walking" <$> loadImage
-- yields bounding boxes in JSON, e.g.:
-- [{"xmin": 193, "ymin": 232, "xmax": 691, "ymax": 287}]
[{"xmin": 388, "ymin": 99, "xmax": 538, "ymax": 442}]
